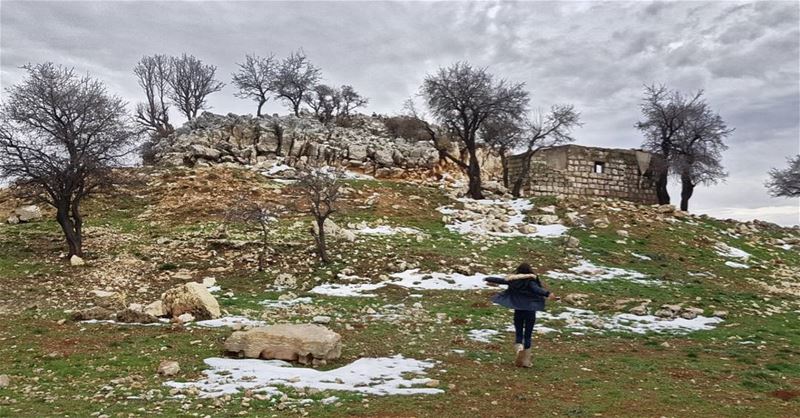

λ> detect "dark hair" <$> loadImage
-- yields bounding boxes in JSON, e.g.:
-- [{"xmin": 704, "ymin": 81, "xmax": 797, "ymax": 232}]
[{"xmin": 515, "ymin": 263, "xmax": 535, "ymax": 275}]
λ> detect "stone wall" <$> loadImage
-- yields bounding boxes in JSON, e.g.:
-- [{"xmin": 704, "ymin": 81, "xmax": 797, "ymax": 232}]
[{"xmin": 508, "ymin": 145, "xmax": 658, "ymax": 204}]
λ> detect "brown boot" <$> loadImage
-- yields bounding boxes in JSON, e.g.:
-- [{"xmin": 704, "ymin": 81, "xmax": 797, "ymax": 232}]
[
  {"xmin": 521, "ymin": 349, "xmax": 532, "ymax": 368},
  {"xmin": 514, "ymin": 348, "xmax": 526, "ymax": 367}
]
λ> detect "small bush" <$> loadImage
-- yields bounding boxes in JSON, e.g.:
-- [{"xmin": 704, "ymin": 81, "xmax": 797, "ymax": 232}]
[{"xmin": 383, "ymin": 116, "xmax": 430, "ymax": 142}]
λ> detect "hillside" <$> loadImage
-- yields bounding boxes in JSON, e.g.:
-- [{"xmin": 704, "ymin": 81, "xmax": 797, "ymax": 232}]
[{"xmin": 1, "ymin": 164, "xmax": 799, "ymax": 417}]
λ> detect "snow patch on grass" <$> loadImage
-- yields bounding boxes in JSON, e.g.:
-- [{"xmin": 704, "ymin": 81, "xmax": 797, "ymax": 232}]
[
  {"xmin": 165, "ymin": 355, "xmax": 442, "ymax": 398},
  {"xmin": 193, "ymin": 316, "xmax": 266, "ymax": 328},
  {"xmin": 467, "ymin": 329, "xmax": 499, "ymax": 343},
  {"xmin": 725, "ymin": 261, "xmax": 750, "ymax": 269},
  {"xmin": 539, "ymin": 308, "xmax": 723, "ymax": 334},
  {"xmin": 545, "ymin": 259, "xmax": 655, "ymax": 284},
  {"xmin": 715, "ymin": 243, "xmax": 751, "ymax": 259},
  {"xmin": 309, "ymin": 269, "xmax": 496, "ymax": 296}
]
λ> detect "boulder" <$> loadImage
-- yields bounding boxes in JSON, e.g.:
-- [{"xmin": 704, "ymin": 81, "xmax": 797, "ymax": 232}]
[
  {"xmin": 115, "ymin": 308, "xmax": 158, "ymax": 324},
  {"xmin": 161, "ymin": 282, "xmax": 221, "ymax": 320},
  {"xmin": 90, "ymin": 290, "xmax": 126, "ymax": 310},
  {"xmin": 592, "ymin": 217, "xmax": 610, "ymax": 228},
  {"xmin": 565, "ymin": 236, "xmax": 581, "ymax": 248},
  {"xmin": 530, "ymin": 214, "xmax": 560, "ymax": 225},
  {"xmin": 712, "ymin": 310, "xmax": 728, "ymax": 319},
  {"xmin": 564, "ymin": 293, "xmax": 589, "ymax": 305},
  {"xmin": 69, "ymin": 255, "xmax": 85, "ymax": 266},
  {"xmin": 312, "ymin": 219, "xmax": 356, "ymax": 242},
  {"xmin": 224, "ymin": 324, "xmax": 342, "ymax": 365},
  {"xmin": 680, "ymin": 307, "xmax": 705, "ymax": 320},
  {"xmin": 517, "ymin": 224, "xmax": 538, "ymax": 234},
  {"xmin": 157, "ymin": 360, "xmax": 180, "ymax": 377},
  {"xmin": 629, "ymin": 303, "xmax": 648, "ymax": 316},
  {"xmin": 616, "ymin": 230, "xmax": 629, "ymax": 238},
  {"xmin": 0, "ymin": 374, "xmax": 9, "ymax": 388},
  {"xmin": 143, "ymin": 300, "xmax": 166, "ymax": 317},
  {"xmin": 71, "ymin": 306, "xmax": 114, "ymax": 321},
  {"xmin": 8, "ymin": 205, "xmax": 42, "ymax": 223}
]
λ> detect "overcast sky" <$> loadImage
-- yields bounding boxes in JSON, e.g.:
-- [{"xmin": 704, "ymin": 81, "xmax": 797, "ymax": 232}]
[{"xmin": 1, "ymin": 1, "xmax": 798, "ymax": 225}]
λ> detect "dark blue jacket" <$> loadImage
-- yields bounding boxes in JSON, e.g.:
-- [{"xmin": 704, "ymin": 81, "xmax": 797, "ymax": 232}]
[{"xmin": 484, "ymin": 276, "xmax": 550, "ymax": 311}]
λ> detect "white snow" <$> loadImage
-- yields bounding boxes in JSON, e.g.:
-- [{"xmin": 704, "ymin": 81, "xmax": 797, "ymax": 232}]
[
  {"xmin": 309, "ymin": 282, "xmax": 386, "ymax": 297},
  {"xmin": 725, "ymin": 261, "xmax": 750, "ymax": 269},
  {"xmin": 193, "ymin": 316, "xmax": 266, "ymax": 328},
  {"xmin": 545, "ymin": 259, "xmax": 655, "ymax": 284},
  {"xmin": 538, "ymin": 307, "xmax": 723, "ymax": 334},
  {"xmin": 715, "ymin": 243, "xmax": 751, "ymax": 259},
  {"xmin": 630, "ymin": 253, "xmax": 653, "ymax": 261},
  {"xmin": 309, "ymin": 269, "xmax": 496, "ymax": 296},
  {"xmin": 438, "ymin": 198, "xmax": 568, "ymax": 239},
  {"xmin": 264, "ymin": 164, "xmax": 293, "ymax": 175},
  {"xmin": 467, "ymin": 329, "xmax": 499, "ymax": 343},
  {"xmin": 165, "ymin": 355, "xmax": 443, "ymax": 398}
]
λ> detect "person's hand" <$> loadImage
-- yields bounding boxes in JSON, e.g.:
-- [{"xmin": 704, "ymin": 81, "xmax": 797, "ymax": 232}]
[
  {"xmin": 486, "ymin": 281, "xmax": 500, "ymax": 287},
  {"xmin": 548, "ymin": 293, "xmax": 557, "ymax": 300}
]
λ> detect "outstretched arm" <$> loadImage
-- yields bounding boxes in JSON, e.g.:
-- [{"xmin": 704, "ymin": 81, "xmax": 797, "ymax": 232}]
[
  {"xmin": 484, "ymin": 276, "xmax": 509, "ymax": 285},
  {"xmin": 527, "ymin": 281, "xmax": 552, "ymax": 297}
]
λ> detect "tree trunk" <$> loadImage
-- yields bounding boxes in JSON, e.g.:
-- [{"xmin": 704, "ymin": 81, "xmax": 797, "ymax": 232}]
[
  {"xmin": 315, "ymin": 217, "xmax": 329, "ymax": 263},
  {"xmin": 56, "ymin": 205, "xmax": 82, "ymax": 258},
  {"xmin": 511, "ymin": 151, "xmax": 533, "ymax": 198},
  {"xmin": 257, "ymin": 99, "xmax": 266, "ymax": 117},
  {"xmin": 655, "ymin": 170, "xmax": 670, "ymax": 205},
  {"xmin": 293, "ymin": 101, "xmax": 301, "ymax": 117},
  {"xmin": 500, "ymin": 153, "xmax": 509, "ymax": 189},
  {"xmin": 680, "ymin": 173, "xmax": 694, "ymax": 211},
  {"xmin": 466, "ymin": 148, "xmax": 484, "ymax": 200}
]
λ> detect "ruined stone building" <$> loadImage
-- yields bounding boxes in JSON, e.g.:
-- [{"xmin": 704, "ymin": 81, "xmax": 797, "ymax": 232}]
[{"xmin": 507, "ymin": 145, "xmax": 659, "ymax": 204}]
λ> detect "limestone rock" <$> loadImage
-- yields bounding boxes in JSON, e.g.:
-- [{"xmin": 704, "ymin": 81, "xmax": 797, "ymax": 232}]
[
  {"xmin": 565, "ymin": 236, "xmax": 581, "ymax": 248},
  {"xmin": 680, "ymin": 307, "xmax": 704, "ymax": 320},
  {"xmin": 629, "ymin": 303, "xmax": 649, "ymax": 316},
  {"xmin": 564, "ymin": 293, "xmax": 589, "ymax": 305},
  {"xmin": 592, "ymin": 217, "xmax": 610, "ymax": 228},
  {"xmin": 0, "ymin": 375, "xmax": 9, "ymax": 388},
  {"xmin": 70, "ymin": 255, "xmax": 85, "ymax": 266},
  {"xmin": 144, "ymin": 300, "xmax": 166, "ymax": 317},
  {"xmin": 224, "ymin": 324, "xmax": 342, "ymax": 365},
  {"xmin": 7, "ymin": 205, "xmax": 42, "ymax": 224},
  {"xmin": 162, "ymin": 282, "xmax": 221, "ymax": 320},
  {"xmin": 157, "ymin": 360, "xmax": 180, "ymax": 377},
  {"xmin": 712, "ymin": 310, "xmax": 728, "ymax": 319},
  {"xmin": 312, "ymin": 218, "xmax": 356, "ymax": 242},
  {"xmin": 530, "ymin": 214, "xmax": 560, "ymax": 225},
  {"xmin": 616, "ymin": 229, "xmax": 629, "ymax": 238},
  {"xmin": 90, "ymin": 290, "xmax": 126, "ymax": 310},
  {"xmin": 115, "ymin": 308, "xmax": 158, "ymax": 324}
]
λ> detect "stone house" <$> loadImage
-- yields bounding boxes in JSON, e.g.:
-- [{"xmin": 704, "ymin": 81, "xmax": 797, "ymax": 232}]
[{"xmin": 507, "ymin": 144, "xmax": 659, "ymax": 204}]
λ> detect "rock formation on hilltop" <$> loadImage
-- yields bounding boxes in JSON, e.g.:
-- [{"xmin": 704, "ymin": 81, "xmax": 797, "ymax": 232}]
[{"xmin": 149, "ymin": 113, "xmax": 444, "ymax": 178}]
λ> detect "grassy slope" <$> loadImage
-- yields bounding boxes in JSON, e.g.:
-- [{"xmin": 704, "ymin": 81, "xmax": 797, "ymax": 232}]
[{"xmin": 0, "ymin": 167, "xmax": 798, "ymax": 417}]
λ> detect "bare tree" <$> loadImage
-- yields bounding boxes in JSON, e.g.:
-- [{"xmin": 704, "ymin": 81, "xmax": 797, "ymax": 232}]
[
  {"xmin": 304, "ymin": 84, "xmax": 341, "ymax": 124},
  {"xmin": 167, "ymin": 54, "xmax": 225, "ymax": 120},
  {"xmin": 481, "ymin": 115, "xmax": 524, "ymax": 188},
  {"xmin": 636, "ymin": 84, "xmax": 703, "ymax": 205},
  {"xmin": 273, "ymin": 50, "xmax": 321, "ymax": 116},
  {"xmin": 421, "ymin": 62, "xmax": 529, "ymax": 199},
  {"xmin": 338, "ymin": 85, "xmax": 368, "ymax": 119},
  {"xmin": 232, "ymin": 54, "xmax": 276, "ymax": 117},
  {"xmin": 0, "ymin": 63, "xmax": 139, "ymax": 259},
  {"xmin": 510, "ymin": 105, "xmax": 581, "ymax": 197},
  {"xmin": 672, "ymin": 101, "xmax": 732, "ymax": 211},
  {"xmin": 298, "ymin": 168, "xmax": 342, "ymax": 263},
  {"xmin": 133, "ymin": 54, "xmax": 174, "ymax": 138},
  {"xmin": 766, "ymin": 155, "xmax": 800, "ymax": 198},
  {"xmin": 225, "ymin": 199, "xmax": 277, "ymax": 271}
]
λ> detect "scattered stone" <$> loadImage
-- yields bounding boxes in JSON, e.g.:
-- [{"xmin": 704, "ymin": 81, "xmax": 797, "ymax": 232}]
[
  {"xmin": 426, "ymin": 379, "xmax": 440, "ymax": 388},
  {"xmin": 224, "ymin": 324, "xmax": 342, "ymax": 365},
  {"xmin": 712, "ymin": 310, "xmax": 728, "ymax": 319},
  {"xmin": 158, "ymin": 360, "xmax": 181, "ymax": 377},
  {"xmin": 70, "ymin": 255, "xmax": 85, "ymax": 266},
  {"xmin": 312, "ymin": 315, "xmax": 332, "ymax": 324},
  {"xmin": 680, "ymin": 308, "xmax": 704, "ymax": 320},
  {"xmin": 177, "ymin": 313, "xmax": 195, "ymax": 323},
  {"xmin": 592, "ymin": 217, "xmax": 610, "ymax": 229},
  {"xmin": 565, "ymin": 236, "xmax": 581, "ymax": 248},
  {"xmin": 564, "ymin": 293, "xmax": 589, "ymax": 305},
  {"xmin": 90, "ymin": 290, "xmax": 126, "ymax": 310},
  {"xmin": 162, "ymin": 282, "xmax": 221, "ymax": 320},
  {"xmin": 629, "ymin": 304, "xmax": 649, "ymax": 316},
  {"xmin": 0, "ymin": 375, "xmax": 9, "ymax": 388},
  {"xmin": 616, "ymin": 229, "xmax": 629, "ymax": 238}
]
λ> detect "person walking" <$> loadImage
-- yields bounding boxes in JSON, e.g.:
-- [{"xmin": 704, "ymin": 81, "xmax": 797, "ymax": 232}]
[{"xmin": 484, "ymin": 263, "xmax": 556, "ymax": 367}]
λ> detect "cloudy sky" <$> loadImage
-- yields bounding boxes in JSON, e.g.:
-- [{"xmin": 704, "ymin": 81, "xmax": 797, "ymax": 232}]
[{"xmin": 1, "ymin": 1, "xmax": 798, "ymax": 225}]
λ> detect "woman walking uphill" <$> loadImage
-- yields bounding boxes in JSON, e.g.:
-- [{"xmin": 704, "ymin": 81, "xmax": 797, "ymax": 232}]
[{"xmin": 484, "ymin": 263, "xmax": 556, "ymax": 368}]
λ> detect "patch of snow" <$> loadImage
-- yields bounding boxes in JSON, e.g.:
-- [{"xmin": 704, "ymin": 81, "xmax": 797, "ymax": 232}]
[
  {"xmin": 630, "ymin": 253, "xmax": 652, "ymax": 261},
  {"xmin": 79, "ymin": 319, "xmax": 169, "ymax": 326},
  {"xmin": 310, "ymin": 269, "xmax": 497, "ymax": 296},
  {"xmin": 538, "ymin": 307, "xmax": 723, "ymax": 334},
  {"xmin": 272, "ymin": 179, "xmax": 297, "ymax": 185},
  {"xmin": 165, "ymin": 355, "xmax": 443, "ymax": 398},
  {"xmin": 193, "ymin": 316, "xmax": 266, "ymax": 328},
  {"xmin": 264, "ymin": 164, "xmax": 293, "ymax": 175},
  {"xmin": 467, "ymin": 329, "xmax": 499, "ymax": 343},
  {"xmin": 309, "ymin": 282, "xmax": 386, "ymax": 297},
  {"xmin": 545, "ymin": 259, "xmax": 655, "ymax": 284},
  {"xmin": 714, "ymin": 243, "xmax": 751, "ymax": 259},
  {"xmin": 779, "ymin": 244, "xmax": 793, "ymax": 250},
  {"xmin": 206, "ymin": 285, "xmax": 221, "ymax": 293},
  {"xmin": 725, "ymin": 261, "xmax": 750, "ymax": 269},
  {"xmin": 389, "ymin": 269, "xmax": 492, "ymax": 291}
]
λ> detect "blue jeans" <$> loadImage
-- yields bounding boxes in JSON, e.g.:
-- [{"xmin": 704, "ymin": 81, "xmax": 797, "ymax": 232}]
[{"xmin": 514, "ymin": 310, "xmax": 537, "ymax": 349}]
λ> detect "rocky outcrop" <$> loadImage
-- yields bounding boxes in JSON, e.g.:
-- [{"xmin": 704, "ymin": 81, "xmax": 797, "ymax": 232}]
[
  {"xmin": 6, "ymin": 205, "xmax": 42, "ymax": 224},
  {"xmin": 224, "ymin": 324, "xmax": 342, "ymax": 366},
  {"xmin": 161, "ymin": 282, "xmax": 221, "ymax": 320},
  {"xmin": 150, "ymin": 113, "xmax": 442, "ymax": 175}
]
